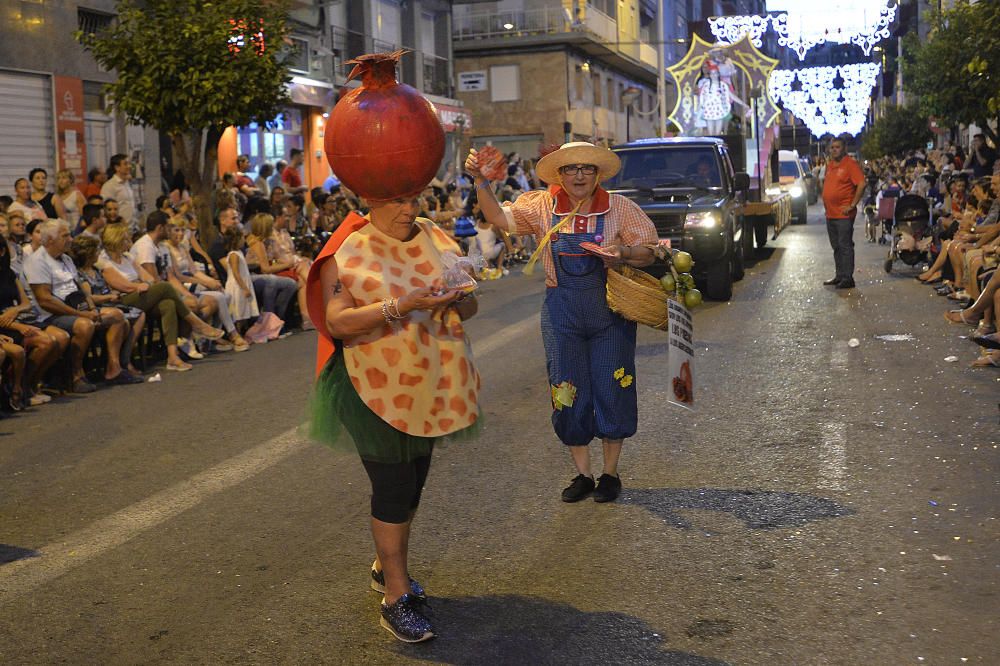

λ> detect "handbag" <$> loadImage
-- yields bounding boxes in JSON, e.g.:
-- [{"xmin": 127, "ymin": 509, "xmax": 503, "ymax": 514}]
[{"xmin": 64, "ymin": 290, "xmax": 90, "ymax": 311}]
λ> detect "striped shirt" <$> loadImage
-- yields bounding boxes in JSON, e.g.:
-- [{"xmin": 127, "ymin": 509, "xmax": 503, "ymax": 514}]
[{"xmin": 502, "ymin": 186, "xmax": 658, "ymax": 287}]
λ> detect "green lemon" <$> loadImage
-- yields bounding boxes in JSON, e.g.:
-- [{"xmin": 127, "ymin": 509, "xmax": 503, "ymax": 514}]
[
  {"xmin": 672, "ymin": 251, "xmax": 693, "ymax": 273},
  {"xmin": 659, "ymin": 274, "xmax": 676, "ymax": 293},
  {"xmin": 684, "ymin": 288, "xmax": 703, "ymax": 308}
]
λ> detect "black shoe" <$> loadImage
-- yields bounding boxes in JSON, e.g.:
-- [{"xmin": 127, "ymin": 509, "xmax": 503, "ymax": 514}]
[
  {"xmin": 593, "ymin": 474, "xmax": 622, "ymax": 503},
  {"xmin": 380, "ymin": 594, "xmax": 434, "ymax": 643},
  {"xmin": 822, "ymin": 277, "xmax": 841, "ymax": 286},
  {"xmin": 561, "ymin": 474, "xmax": 596, "ymax": 502},
  {"xmin": 371, "ymin": 562, "xmax": 426, "ymax": 600},
  {"xmin": 835, "ymin": 279, "xmax": 856, "ymax": 289}
]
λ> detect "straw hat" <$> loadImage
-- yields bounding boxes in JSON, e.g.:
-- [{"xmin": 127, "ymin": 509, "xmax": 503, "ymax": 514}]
[{"xmin": 535, "ymin": 141, "xmax": 621, "ymax": 185}]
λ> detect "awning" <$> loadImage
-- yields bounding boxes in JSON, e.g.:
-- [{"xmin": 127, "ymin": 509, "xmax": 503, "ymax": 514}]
[{"xmin": 288, "ymin": 76, "xmax": 336, "ymax": 108}]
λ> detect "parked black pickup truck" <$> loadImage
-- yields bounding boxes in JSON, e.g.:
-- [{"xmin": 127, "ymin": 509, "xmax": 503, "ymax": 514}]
[{"xmin": 607, "ymin": 137, "xmax": 751, "ymax": 301}]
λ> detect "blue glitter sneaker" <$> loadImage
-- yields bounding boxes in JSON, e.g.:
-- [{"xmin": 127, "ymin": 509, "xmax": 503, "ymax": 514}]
[
  {"xmin": 380, "ymin": 593, "xmax": 435, "ymax": 643},
  {"xmin": 371, "ymin": 562, "xmax": 426, "ymax": 600}
]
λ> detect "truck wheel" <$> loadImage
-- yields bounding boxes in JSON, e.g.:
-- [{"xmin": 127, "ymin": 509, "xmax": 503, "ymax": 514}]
[
  {"xmin": 732, "ymin": 236, "xmax": 745, "ymax": 281},
  {"xmin": 706, "ymin": 255, "xmax": 734, "ymax": 301},
  {"xmin": 754, "ymin": 218, "xmax": 768, "ymax": 249}
]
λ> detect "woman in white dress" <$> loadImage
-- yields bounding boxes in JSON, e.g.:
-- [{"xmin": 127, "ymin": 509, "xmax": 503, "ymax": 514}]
[
  {"xmin": 222, "ymin": 227, "xmax": 259, "ymax": 323},
  {"xmin": 54, "ymin": 169, "xmax": 85, "ymax": 233}
]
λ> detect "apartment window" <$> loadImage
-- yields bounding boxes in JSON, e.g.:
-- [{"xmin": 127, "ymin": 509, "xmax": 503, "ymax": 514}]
[
  {"xmin": 490, "ymin": 65, "xmax": 520, "ymax": 102},
  {"xmin": 288, "ymin": 37, "xmax": 310, "ymax": 74},
  {"xmin": 373, "ymin": 0, "xmax": 402, "ymax": 50},
  {"xmin": 77, "ymin": 8, "xmax": 114, "ymax": 35},
  {"xmin": 592, "ymin": 73, "xmax": 602, "ymax": 107}
]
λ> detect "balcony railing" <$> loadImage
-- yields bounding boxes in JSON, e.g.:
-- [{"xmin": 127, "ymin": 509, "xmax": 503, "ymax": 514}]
[
  {"xmin": 453, "ymin": 6, "xmax": 570, "ymax": 41},
  {"xmin": 328, "ymin": 25, "xmax": 452, "ymax": 98}
]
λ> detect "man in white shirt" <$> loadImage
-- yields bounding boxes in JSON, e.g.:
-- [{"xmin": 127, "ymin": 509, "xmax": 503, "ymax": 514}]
[
  {"xmin": 132, "ymin": 210, "xmax": 172, "ymax": 282},
  {"xmin": 100, "ymin": 154, "xmax": 138, "ymax": 234},
  {"xmin": 25, "ymin": 219, "xmax": 131, "ymax": 391}
]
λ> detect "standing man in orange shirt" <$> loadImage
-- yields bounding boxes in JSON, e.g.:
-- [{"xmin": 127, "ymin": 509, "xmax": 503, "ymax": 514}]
[{"xmin": 821, "ymin": 137, "xmax": 867, "ymax": 289}]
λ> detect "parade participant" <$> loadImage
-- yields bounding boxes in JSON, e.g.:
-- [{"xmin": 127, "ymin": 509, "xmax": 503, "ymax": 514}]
[
  {"xmin": 822, "ymin": 137, "xmax": 866, "ymax": 289},
  {"xmin": 305, "ymin": 50, "xmax": 480, "ymax": 643},
  {"xmin": 467, "ymin": 141, "xmax": 658, "ymax": 503}
]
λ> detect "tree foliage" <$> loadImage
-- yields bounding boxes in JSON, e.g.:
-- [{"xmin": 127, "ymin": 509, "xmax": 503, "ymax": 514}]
[
  {"xmin": 901, "ymin": 0, "xmax": 999, "ymax": 143},
  {"xmin": 861, "ymin": 104, "xmax": 932, "ymax": 160},
  {"xmin": 77, "ymin": 0, "xmax": 293, "ymax": 238}
]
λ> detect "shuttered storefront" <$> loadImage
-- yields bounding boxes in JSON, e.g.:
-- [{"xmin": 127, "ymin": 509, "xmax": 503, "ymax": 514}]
[{"xmin": 0, "ymin": 70, "xmax": 55, "ymax": 196}]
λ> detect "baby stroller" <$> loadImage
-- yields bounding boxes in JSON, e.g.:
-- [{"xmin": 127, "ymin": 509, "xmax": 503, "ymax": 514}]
[{"xmin": 884, "ymin": 194, "xmax": 933, "ymax": 273}]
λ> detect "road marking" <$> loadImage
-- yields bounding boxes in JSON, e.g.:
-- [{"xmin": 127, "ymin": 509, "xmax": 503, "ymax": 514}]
[
  {"xmin": 817, "ymin": 422, "xmax": 847, "ymax": 492},
  {"xmin": 472, "ymin": 312, "xmax": 540, "ymax": 356},
  {"xmin": 0, "ymin": 312, "xmax": 542, "ymax": 602}
]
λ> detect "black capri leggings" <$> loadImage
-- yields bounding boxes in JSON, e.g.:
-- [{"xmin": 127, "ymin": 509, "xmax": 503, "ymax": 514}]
[{"xmin": 360, "ymin": 454, "xmax": 433, "ymax": 524}]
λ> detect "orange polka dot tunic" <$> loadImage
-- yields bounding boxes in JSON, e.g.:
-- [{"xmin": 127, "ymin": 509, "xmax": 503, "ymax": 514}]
[{"xmin": 334, "ymin": 218, "xmax": 481, "ymax": 438}]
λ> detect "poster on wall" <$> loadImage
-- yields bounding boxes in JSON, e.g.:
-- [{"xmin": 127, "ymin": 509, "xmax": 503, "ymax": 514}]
[{"xmin": 54, "ymin": 76, "xmax": 87, "ymax": 179}]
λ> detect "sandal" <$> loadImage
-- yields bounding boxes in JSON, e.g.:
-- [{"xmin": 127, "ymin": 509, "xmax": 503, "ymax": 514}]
[
  {"xmin": 971, "ymin": 333, "xmax": 1000, "ymax": 350},
  {"xmin": 970, "ymin": 351, "xmax": 1000, "ymax": 368},
  {"xmin": 944, "ymin": 309, "xmax": 978, "ymax": 325}
]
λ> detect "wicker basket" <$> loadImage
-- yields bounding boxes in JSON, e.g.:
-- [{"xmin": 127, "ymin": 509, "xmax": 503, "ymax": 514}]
[{"xmin": 606, "ymin": 265, "xmax": 671, "ymax": 330}]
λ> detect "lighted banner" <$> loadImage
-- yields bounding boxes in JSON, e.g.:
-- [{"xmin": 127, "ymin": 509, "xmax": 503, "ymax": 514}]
[
  {"xmin": 667, "ymin": 34, "xmax": 780, "ymax": 138},
  {"xmin": 768, "ymin": 63, "xmax": 881, "ymax": 137},
  {"xmin": 709, "ymin": 1, "xmax": 897, "ymax": 59}
]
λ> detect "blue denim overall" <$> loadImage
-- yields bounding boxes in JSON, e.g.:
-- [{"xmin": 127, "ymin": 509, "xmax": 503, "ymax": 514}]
[{"xmin": 540, "ymin": 213, "xmax": 639, "ymax": 445}]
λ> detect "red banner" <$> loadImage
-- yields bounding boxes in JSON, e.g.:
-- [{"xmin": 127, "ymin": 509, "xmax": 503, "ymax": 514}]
[{"xmin": 54, "ymin": 76, "xmax": 87, "ymax": 179}]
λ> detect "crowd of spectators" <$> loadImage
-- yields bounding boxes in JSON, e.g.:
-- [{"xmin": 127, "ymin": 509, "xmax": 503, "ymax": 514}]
[
  {"xmin": 0, "ymin": 148, "xmax": 551, "ymax": 413},
  {"xmin": 864, "ymin": 136, "xmax": 999, "ymax": 368}
]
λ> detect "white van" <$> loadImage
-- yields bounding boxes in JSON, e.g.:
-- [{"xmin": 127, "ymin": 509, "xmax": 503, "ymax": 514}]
[{"xmin": 770, "ymin": 149, "xmax": 810, "ymax": 224}]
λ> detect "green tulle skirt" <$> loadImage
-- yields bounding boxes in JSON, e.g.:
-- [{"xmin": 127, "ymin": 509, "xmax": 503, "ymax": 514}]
[{"xmin": 307, "ymin": 352, "xmax": 481, "ymax": 464}]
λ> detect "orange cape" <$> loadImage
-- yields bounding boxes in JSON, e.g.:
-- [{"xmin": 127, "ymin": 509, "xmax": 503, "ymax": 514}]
[{"xmin": 305, "ymin": 210, "xmax": 370, "ymax": 377}]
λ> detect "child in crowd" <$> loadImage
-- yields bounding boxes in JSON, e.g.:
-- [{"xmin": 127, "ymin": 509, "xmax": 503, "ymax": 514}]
[{"xmin": 223, "ymin": 227, "xmax": 259, "ymax": 327}]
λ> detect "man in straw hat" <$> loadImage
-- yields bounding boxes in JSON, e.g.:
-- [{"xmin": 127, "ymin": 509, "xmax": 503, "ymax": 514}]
[{"xmin": 466, "ymin": 141, "xmax": 658, "ymax": 503}]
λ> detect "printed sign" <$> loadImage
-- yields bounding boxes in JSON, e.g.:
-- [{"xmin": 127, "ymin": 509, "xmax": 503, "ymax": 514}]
[
  {"xmin": 667, "ymin": 299, "xmax": 694, "ymax": 410},
  {"xmin": 458, "ymin": 71, "xmax": 487, "ymax": 92},
  {"xmin": 54, "ymin": 76, "xmax": 86, "ymax": 176}
]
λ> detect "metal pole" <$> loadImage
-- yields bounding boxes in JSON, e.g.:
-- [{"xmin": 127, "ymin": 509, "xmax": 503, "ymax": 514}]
[
  {"xmin": 657, "ymin": 0, "xmax": 667, "ymax": 137},
  {"xmin": 626, "ymin": 105, "xmax": 631, "ymax": 143}
]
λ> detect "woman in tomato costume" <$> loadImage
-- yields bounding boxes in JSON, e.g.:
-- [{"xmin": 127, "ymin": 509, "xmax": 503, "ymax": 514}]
[
  {"xmin": 306, "ymin": 52, "xmax": 479, "ymax": 643},
  {"xmin": 467, "ymin": 142, "xmax": 658, "ymax": 504}
]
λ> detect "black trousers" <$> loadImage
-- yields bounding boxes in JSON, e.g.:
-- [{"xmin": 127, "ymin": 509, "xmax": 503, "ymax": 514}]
[
  {"xmin": 826, "ymin": 216, "xmax": 856, "ymax": 280},
  {"xmin": 360, "ymin": 454, "xmax": 433, "ymax": 524}
]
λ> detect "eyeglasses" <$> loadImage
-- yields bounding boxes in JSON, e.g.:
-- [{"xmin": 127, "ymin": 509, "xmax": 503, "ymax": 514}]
[{"xmin": 559, "ymin": 164, "xmax": 598, "ymax": 176}]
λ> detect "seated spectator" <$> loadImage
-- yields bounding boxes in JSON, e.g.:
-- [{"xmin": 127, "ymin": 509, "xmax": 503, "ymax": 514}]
[
  {"xmin": 83, "ymin": 167, "xmax": 107, "ymax": 199},
  {"xmin": 6, "ymin": 210, "xmax": 28, "ymax": 270},
  {"xmin": 245, "ymin": 212, "xmax": 312, "ymax": 330},
  {"xmin": 29, "ymin": 168, "xmax": 66, "ymax": 220},
  {"xmin": 0, "ymin": 239, "xmax": 66, "ymax": 407},
  {"xmin": 286, "ymin": 194, "xmax": 307, "ymax": 236},
  {"xmin": 76, "ymin": 203, "xmax": 107, "ymax": 241},
  {"xmin": 0, "ymin": 195, "xmax": 11, "ymax": 214},
  {"xmin": 8, "ymin": 178, "xmax": 46, "ymax": 222},
  {"xmin": 208, "ymin": 205, "xmax": 241, "ymax": 282},
  {"xmin": 234, "ymin": 155, "xmax": 261, "ymax": 199},
  {"xmin": 69, "ymin": 236, "xmax": 145, "ymax": 381},
  {"xmin": 133, "ymin": 211, "xmax": 173, "ymax": 283},
  {"xmin": 164, "ymin": 220, "xmax": 249, "ymax": 352},
  {"xmin": 22, "ymin": 219, "xmax": 43, "ymax": 258},
  {"xmin": 221, "ymin": 227, "xmax": 259, "ymax": 328},
  {"xmin": 24, "ymin": 220, "xmax": 130, "ymax": 392},
  {"xmin": 99, "ymin": 223, "xmax": 224, "ymax": 372},
  {"xmin": 0, "ymin": 333, "xmax": 27, "ymax": 411},
  {"xmin": 474, "ymin": 211, "xmax": 511, "ymax": 276},
  {"xmin": 269, "ymin": 185, "xmax": 287, "ymax": 215},
  {"xmin": 964, "ymin": 134, "xmax": 997, "ymax": 179},
  {"xmin": 103, "ymin": 198, "xmax": 122, "ymax": 226}
]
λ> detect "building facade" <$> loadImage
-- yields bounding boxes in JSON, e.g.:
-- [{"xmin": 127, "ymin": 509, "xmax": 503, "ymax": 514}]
[
  {"xmin": 0, "ymin": 0, "xmax": 162, "ymax": 214},
  {"xmin": 451, "ymin": 0, "xmax": 664, "ymax": 160}
]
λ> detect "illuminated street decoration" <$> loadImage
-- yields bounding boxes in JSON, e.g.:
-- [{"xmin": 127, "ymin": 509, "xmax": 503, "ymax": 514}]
[
  {"xmin": 709, "ymin": 2, "xmax": 897, "ymax": 59},
  {"xmin": 768, "ymin": 63, "xmax": 881, "ymax": 137},
  {"xmin": 668, "ymin": 34, "xmax": 780, "ymax": 137}
]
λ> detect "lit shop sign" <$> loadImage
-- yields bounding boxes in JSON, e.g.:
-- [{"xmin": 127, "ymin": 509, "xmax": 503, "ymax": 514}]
[{"xmin": 435, "ymin": 104, "xmax": 472, "ymax": 132}]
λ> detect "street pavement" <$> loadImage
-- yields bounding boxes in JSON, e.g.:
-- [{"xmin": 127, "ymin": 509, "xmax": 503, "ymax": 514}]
[{"xmin": 1, "ymin": 203, "xmax": 998, "ymax": 665}]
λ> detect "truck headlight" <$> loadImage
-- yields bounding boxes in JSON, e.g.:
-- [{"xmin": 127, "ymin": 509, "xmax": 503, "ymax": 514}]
[
  {"xmin": 684, "ymin": 211, "xmax": 719, "ymax": 228},
  {"xmin": 789, "ymin": 185, "xmax": 804, "ymax": 198},
  {"xmin": 765, "ymin": 186, "xmax": 781, "ymax": 197}
]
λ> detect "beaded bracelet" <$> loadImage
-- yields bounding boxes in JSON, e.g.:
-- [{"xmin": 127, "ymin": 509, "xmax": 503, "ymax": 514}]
[{"xmin": 382, "ymin": 297, "xmax": 406, "ymax": 324}]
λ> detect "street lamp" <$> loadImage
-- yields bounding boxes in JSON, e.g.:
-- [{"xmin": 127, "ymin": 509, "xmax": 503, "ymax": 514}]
[{"xmin": 621, "ymin": 86, "xmax": 641, "ymax": 142}]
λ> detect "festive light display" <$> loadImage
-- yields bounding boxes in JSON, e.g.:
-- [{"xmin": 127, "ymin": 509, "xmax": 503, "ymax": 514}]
[
  {"xmin": 709, "ymin": 2, "xmax": 897, "ymax": 59},
  {"xmin": 768, "ymin": 63, "xmax": 881, "ymax": 137}
]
